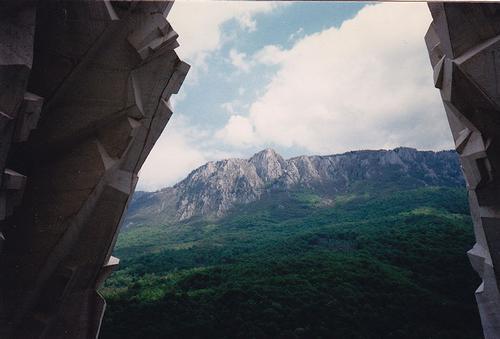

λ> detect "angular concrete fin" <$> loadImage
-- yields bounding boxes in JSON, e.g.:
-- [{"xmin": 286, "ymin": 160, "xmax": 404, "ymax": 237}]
[
  {"xmin": 127, "ymin": 13, "xmax": 179, "ymax": 60},
  {"xmin": 14, "ymin": 91, "xmax": 43, "ymax": 142},
  {"xmin": 96, "ymin": 140, "xmax": 118, "ymax": 171},
  {"xmin": 468, "ymin": 243, "xmax": 487, "ymax": 276},
  {"xmin": 95, "ymin": 256, "xmax": 120, "ymax": 288},
  {"xmin": 455, "ymin": 127, "xmax": 472, "ymax": 153},
  {"xmin": 104, "ymin": 0, "xmax": 119, "ymax": 21},
  {"xmin": 433, "ymin": 56, "xmax": 445, "ymax": 89}
]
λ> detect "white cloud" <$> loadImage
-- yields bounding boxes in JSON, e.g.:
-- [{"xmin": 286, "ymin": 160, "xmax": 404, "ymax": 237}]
[
  {"xmin": 236, "ymin": 12, "xmax": 258, "ymax": 32},
  {"xmin": 217, "ymin": 3, "xmax": 453, "ymax": 154},
  {"xmin": 221, "ymin": 101, "xmax": 239, "ymax": 115},
  {"xmin": 215, "ymin": 115, "xmax": 256, "ymax": 147},
  {"xmin": 229, "ymin": 49, "xmax": 252, "ymax": 72},
  {"xmin": 288, "ymin": 27, "xmax": 304, "ymax": 41},
  {"xmin": 254, "ymin": 45, "xmax": 287, "ymax": 65},
  {"xmin": 168, "ymin": 2, "xmax": 281, "ymax": 68}
]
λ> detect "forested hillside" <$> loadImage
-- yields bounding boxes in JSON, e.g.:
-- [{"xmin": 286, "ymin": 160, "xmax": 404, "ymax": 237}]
[{"xmin": 100, "ymin": 185, "xmax": 482, "ymax": 338}]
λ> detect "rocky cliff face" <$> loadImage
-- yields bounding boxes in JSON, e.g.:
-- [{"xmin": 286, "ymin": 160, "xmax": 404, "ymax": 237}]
[{"xmin": 124, "ymin": 147, "xmax": 463, "ymax": 227}]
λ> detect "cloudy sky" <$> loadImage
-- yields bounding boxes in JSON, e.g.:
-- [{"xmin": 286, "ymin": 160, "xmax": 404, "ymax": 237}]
[{"xmin": 137, "ymin": 1, "xmax": 453, "ymax": 191}]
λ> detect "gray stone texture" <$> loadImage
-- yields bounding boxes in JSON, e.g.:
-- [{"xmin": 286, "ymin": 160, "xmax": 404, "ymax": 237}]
[
  {"xmin": 0, "ymin": 1, "xmax": 188, "ymax": 338},
  {"xmin": 426, "ymin": 3, "xmax": 500, "ymax": 338}
]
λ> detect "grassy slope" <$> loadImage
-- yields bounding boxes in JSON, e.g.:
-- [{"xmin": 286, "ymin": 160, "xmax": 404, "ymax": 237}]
[{"xmin": 100, "ymin": 187, "xmax": 482, "ymax": 339}]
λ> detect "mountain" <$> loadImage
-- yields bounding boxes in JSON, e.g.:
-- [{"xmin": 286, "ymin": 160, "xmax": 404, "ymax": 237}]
[
  {"xmin": 124, "ymin": 147, "xmax": 463, "ymax": 227},
  {"xmin": 101, "ymin": 147, "xmax": 482, "ymax": 339}
]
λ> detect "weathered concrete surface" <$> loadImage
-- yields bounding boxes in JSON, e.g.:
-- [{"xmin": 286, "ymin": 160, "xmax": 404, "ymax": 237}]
[
  {"xmin": 0, "ymin": 1, "xmax": 188, "ymax": 338},
  {"xmin": 426, "ymin": 3, "xmax": 500, "ymax": 338},
  {"xmin": 0, "ymin": 2, "xmax": 37, "ymax": 226}
]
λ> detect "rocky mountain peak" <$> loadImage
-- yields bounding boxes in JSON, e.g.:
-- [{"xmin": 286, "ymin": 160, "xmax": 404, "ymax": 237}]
[
  {"xmin": 250, "ymin": 148, "xmax": 280, "ymax": 160},
  {"xmin": 249, "ymin": 148, "xmax": 286, "ymax": 182}
]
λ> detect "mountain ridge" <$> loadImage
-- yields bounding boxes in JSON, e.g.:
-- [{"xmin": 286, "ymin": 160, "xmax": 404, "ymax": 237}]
[{"xmin": 125, "ymin": 147, "xmax": 463, "ymax": 227}]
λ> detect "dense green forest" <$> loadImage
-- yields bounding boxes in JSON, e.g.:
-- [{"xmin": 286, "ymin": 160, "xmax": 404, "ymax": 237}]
[{"xmin": 100, "ymin": 187, "xmax": 482, "ymax": 338}]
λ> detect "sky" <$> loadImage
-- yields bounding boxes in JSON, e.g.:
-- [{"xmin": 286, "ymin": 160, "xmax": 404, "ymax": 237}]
[{"xmin": 137, "ymin": 1, "xmax": 454, "ymax": 191}]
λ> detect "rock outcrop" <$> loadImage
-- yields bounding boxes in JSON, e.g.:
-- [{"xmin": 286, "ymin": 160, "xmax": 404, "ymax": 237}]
[{"xmin": 125, "ymin": 148, "xmax": 463, "ymax": 226}]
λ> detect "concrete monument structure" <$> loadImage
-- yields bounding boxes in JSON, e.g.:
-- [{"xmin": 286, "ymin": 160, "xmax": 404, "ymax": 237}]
[
  {"xmin": 426, "ymin": 3, "xmax": 500, "ymax": 338},
  {"xmin": 1, "ymin": 1, "xmax": 500, "ymax": 338},
  {"xmin": 0, "ymin": 1, "xmax": 188, "ymax": 337}
]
